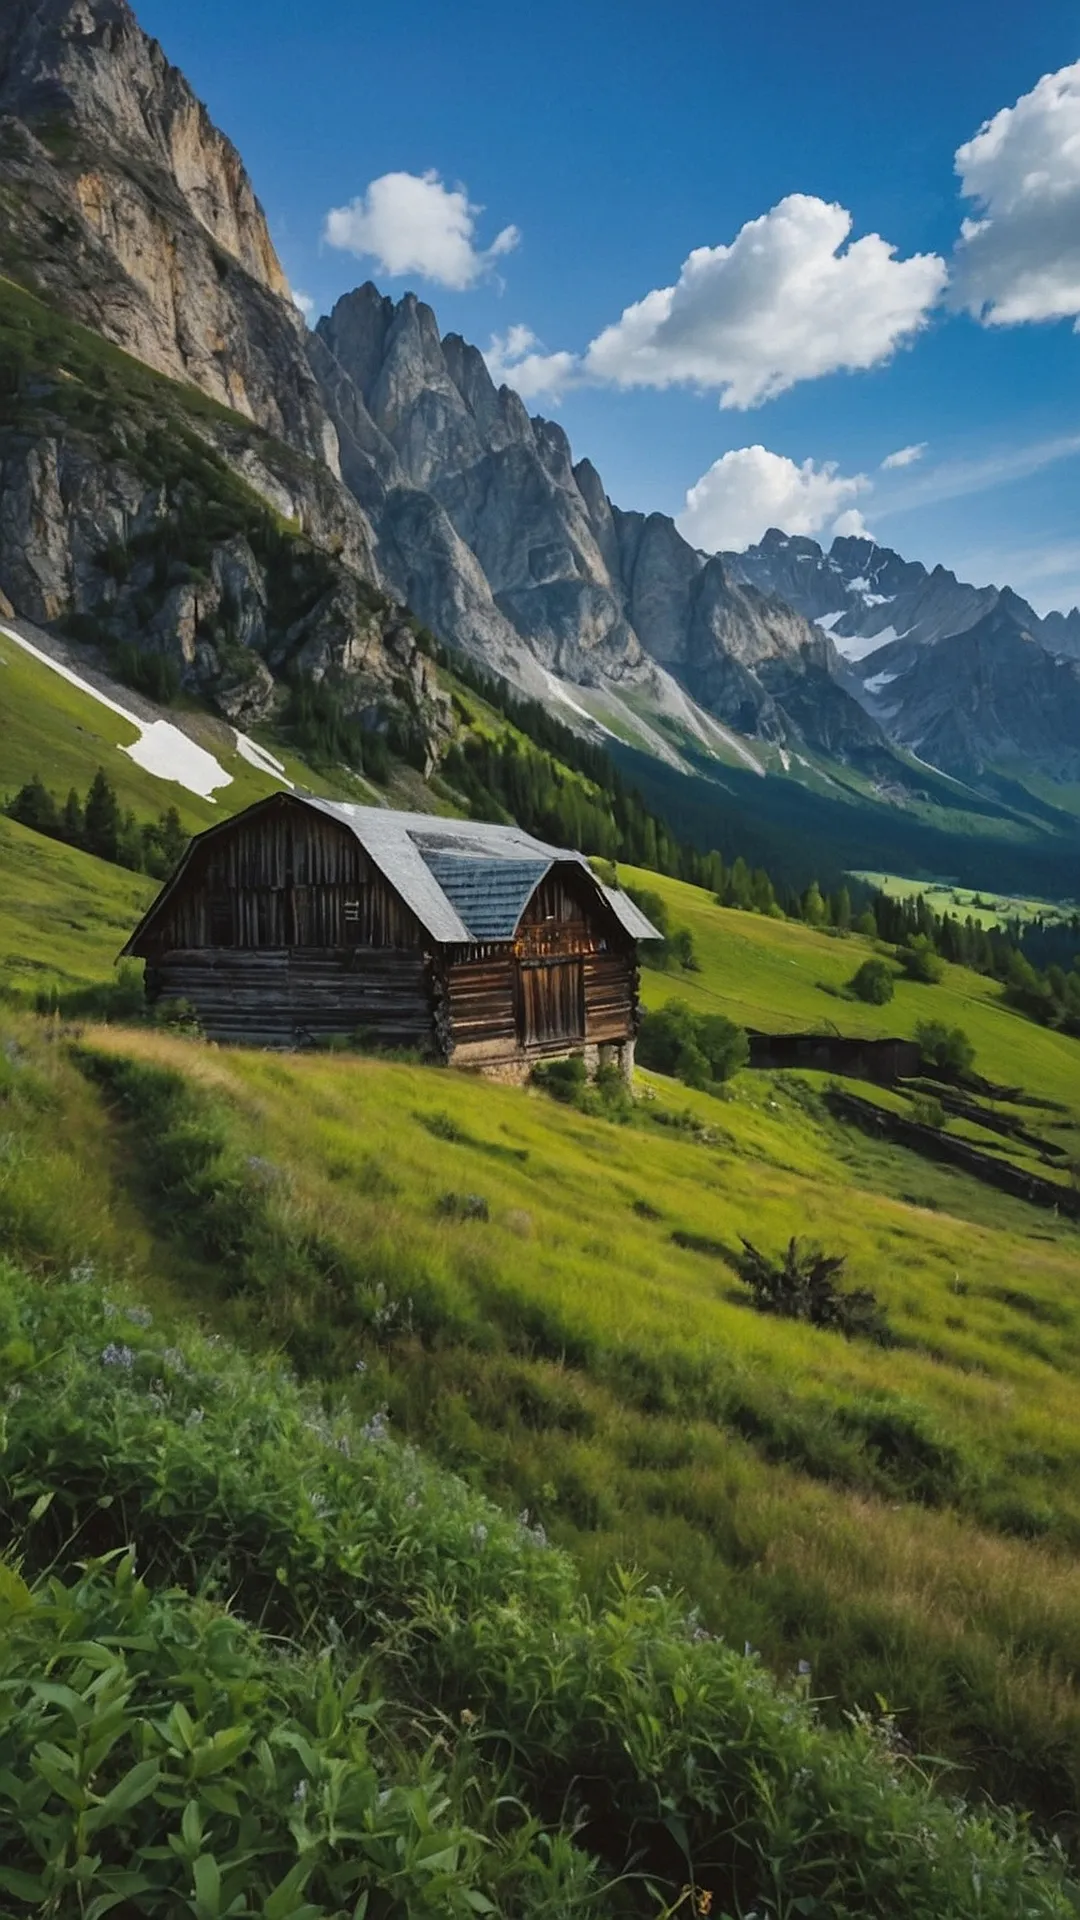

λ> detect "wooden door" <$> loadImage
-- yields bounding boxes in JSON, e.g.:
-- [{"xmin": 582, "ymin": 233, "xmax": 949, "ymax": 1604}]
[{"xmin": 519, "ymin": 959, "xmax": 585, "ymax": 1045}]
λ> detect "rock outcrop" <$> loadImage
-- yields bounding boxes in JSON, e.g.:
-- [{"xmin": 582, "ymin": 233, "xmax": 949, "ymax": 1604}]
[
  {"xmin": 0, "ymin": 0, "xmax": 335, "ymax": 467},
  {"xmin": 312, "ymin": 285, "xmax": 886, "ymax": 758},
  {"xmin": 856, "ymin": 604, "xmax": 1080, "ymax": 780}
]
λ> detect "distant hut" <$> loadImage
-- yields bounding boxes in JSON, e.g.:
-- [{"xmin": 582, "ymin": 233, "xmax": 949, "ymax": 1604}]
[{"xmin": 123, "ymin": 794, "xmax": 661, "ymax": 1076}]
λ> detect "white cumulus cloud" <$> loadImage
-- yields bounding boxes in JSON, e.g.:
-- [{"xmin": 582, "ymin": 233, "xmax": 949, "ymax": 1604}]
[
  {"xmin": 324, "ymin": 170, "xmax": 520, "ymax": 291},
  {"xmin": 677, "ymin": 445, "xmax": 871, "ymax": 552},
  {"xmin": 880, "ymin": 441, "xmax": 926, "ymax": 469},
  {"xmin": 952, "ymin": 61, "xmax": 1080, "ymax": 326},
  {"xmin": 582, "ymin": 195, "xmax": 947, "ymax": 408},
  {"xmin": 483, "ymin": 324, "xmax": 579, "ymax": 403},
  {"xmin": 831, "ymin": 508, "xmax": 875, "ymax": 539},
  {"xmin": 292, "ymin": 289, "xmax": 315, "ymax": 320}
]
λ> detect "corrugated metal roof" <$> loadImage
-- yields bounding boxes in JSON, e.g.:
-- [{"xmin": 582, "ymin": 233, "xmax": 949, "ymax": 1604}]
[{"xmin": 422, "ymin": 856, "xmax": 552, "ymax": 940}]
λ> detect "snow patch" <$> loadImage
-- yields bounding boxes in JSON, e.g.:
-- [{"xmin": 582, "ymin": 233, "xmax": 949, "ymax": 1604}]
[
  {"xmin": 861, "ymin": 592, "xmax": 893, "ymax": 607},
  {"xmin": 544, "ymin": 671, "xmax": 616, "ymax": 735},
  {"xmin": 848, "ymin": 576, "xmax": 871, "ymax": 592},
  {"xmin": 832, "ymin": 625, "xmax": 901, "ymax": 662},
  {"xmin": 864, "ymin": 670, "xmax": 898, "ymax": 694},
  {"xmin": 814, "ymin": 610, "xmax": 846, "ymax": 632},
  {"xmin": 235, "ymin": 730, "xmax": 293, "ymax": 787},
  {"xmin": 0, "ymin": 622, "xmax": 232, "ymax": 800}
]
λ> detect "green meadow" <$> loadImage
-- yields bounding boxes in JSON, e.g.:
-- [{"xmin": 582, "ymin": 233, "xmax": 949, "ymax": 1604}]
[{"xmin": 3, "ymin": 823, "xmax": 1080, "ymax": 1850}]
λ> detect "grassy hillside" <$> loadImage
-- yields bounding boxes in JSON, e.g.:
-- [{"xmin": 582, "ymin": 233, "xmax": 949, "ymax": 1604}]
[
  {"xmin": 629, "ymin": 865, "xmax": 1080, "ymax": 1124},
  {"xmin": 5, "ymin": 1258, "xmax": 1075, "ymax": 1919},
  {"xmin": 3, "ymin": 822, "xmax": 1080, "ymax": 1849}
]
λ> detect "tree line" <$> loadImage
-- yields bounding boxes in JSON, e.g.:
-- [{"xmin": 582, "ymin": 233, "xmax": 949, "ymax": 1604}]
[
  {"xmin": 4, "ymin": 770, "xmax": 188, "ymax": 879},
  {"xmin": 869, "ymin": 890, "xmax": 1080, "ymax": 1039}
]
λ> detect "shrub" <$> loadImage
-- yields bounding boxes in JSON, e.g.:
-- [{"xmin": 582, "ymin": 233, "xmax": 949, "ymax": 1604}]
[
  {"xmin": 914, "ymin": 1020, "xmax": 976, "ymax": 1078},
  {"xmin": 637, "ymin": 1000, "xmax": 748, "ymax": 1092},
  {"xmin": 530, "ymin": 1055, "xmax": 588, "ymax": 1104},
  {"xmin": 910, "ymin": 1093, "xmax": 946, "ymax": 1130},
  {"xmin": 850, "ymin": 957, "xmax": 895, "ymax": 1004},
  {"xmin": 531, "ymin": 1055, "xmax": 633, "ymax": 1123},
  {"xmin": 737, "ymin": 1236, "xmax": 892, "ymax": 1343},
  {"xmin": 900, "ymin": 936, "xmax": 945, "ymax": 985}
]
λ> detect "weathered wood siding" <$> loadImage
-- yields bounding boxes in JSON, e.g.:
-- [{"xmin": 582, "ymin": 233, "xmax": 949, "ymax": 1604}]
[
  {"xmin": 583, "ymin": 952, "xmax": 637, "ymax": 1042},
  {"xmin": 442, "ymin": 866, "xmax": 637, "ymax": 1063},
  {"xmin": 147, "ymin": 949, "xmax": 434, "ymax": 1050},
  {"xmin": 143, "ymin": 802, "xmax": 424, "ymax": 955},
  {"xmin": 134, "ymin": 804, "xmax": 641, "ymax": 1063},
  {"xmin": 441, "ymin": 951, "xmax": 517, "ymax": 1057}
]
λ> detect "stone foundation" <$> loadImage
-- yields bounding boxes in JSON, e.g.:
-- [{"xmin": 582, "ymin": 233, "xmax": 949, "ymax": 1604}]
[{"xmin": 458, "ymin": 1037, "xmax": 636, "ymax": 1087}]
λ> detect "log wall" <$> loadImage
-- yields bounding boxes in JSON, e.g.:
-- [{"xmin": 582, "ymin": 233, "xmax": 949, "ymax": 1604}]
[{"xmin": 147, "ymin": 949, "xmax": 434, "ymax": 1050}]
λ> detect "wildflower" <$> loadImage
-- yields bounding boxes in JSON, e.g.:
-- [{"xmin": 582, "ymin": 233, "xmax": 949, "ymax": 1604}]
[
  {"xmin": 797, "ymin": 1659, "xmax": 812, "ymax": 1677},
  {"xmin": 185, "ymin": 1407, "xmax": 205, "ymax": 1428},
  {"xmin": 696, "ymin": 1894, "xmax": 713, "ymax": 1918},
  {"xmin": 124, "ymin": 1305, "xmax": 153, "ymax": 1328},
  {"xmin": 354, "ymin": 1357, "xmax": 367, "ymax": 1375},
  {"xmin": 292, "ymin": 1779, "xmax": 308, "ymax": 1804},
  {"xmin": 470, "ymin": 1522, "xmax": 488, "ymax": 1549},
  {"xmin": 361, "ymin": 1407, "xmax": 390, "ymax": 1444},
  {"xmin": 460, "ymin": 1707, "xmax": 477, "ymax": 1727},
  {"xmin": 101, "ymin": 1343, "xmax": 134, "ymax": 1369},
  {"xmin": 69, "ymin": 1259, "xmax": 95, "ymax": 1285},
  {"xmin": 162, "ymin": 1347, "xmax": 185, "ymax": 1371},
  {"xmin": 405, "ymin": 1491, "xmax": 418, "ymax": 1509}
]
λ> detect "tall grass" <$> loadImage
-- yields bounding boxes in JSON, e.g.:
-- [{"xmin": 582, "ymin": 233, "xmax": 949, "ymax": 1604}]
[
  {"xmin": 4, "ymin": 1008, "xmax": 1080, "ymax": 1826},
  {"xmin": 1, "ymin": 1259, "xmax": 1077, "ymax": 1917}
]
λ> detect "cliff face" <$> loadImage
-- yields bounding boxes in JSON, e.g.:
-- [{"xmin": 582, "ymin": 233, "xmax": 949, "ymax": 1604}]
[
  {"xmin": 313, "ymin": 285, "xmax": 884, "ymax": 757},
  {"xmin": 0, "ymin": 0, "xmax": 335, "ymax": 467},
  {"xmin": 0, "ymin": 0, "xmax": 887, "ymax": 772}
]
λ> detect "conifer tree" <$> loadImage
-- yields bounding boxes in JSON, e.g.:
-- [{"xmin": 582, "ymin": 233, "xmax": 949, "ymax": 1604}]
[{"xmin": 83, "ymin": 768, "xmax": 123, "ymax": 863}]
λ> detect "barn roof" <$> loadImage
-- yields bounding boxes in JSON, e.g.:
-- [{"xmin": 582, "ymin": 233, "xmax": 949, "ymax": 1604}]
[
  {"xmin": 123, "ymin": 796, "xmax": 663, "ymax": 954},
  {"xmin": 304, "ymin": 801, "xmax": 663, "ymax": 944}
]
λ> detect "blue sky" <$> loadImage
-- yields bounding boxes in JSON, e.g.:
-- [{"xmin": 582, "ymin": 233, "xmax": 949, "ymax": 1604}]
[{"xmin": 140, "ymin": 0, "xmax": 1080, "ymax": 612}]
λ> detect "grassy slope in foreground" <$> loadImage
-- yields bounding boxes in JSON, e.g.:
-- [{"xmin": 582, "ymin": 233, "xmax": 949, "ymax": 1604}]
[
  {"xmin": 2, "ymin": 910, "xmax": 1080, "ymax": 1832},
  {"xmin": 3, "ymin": 1261, "xmax": 1075, "ymax": 1919}
]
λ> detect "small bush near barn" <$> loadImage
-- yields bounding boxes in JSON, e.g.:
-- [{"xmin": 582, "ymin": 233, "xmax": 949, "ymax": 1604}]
[{"xmin": 637, "ymin": 998, "xmax": 748, "ymax": 1092}]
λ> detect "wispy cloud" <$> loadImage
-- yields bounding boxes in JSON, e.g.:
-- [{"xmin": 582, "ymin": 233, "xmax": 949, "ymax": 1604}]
[
  {"xmin": 880, "ymin": 441, "xmax": 926, "ymax": 469},
  {"xmin": 946, "ymin": 537, "xmax": 1080, "ymax": 614},
  {"xmin": 874, "ymin": 431, "xmax": 1080, "ymax": 517}
]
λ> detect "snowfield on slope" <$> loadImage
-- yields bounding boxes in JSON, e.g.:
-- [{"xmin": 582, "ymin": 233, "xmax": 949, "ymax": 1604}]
[{"xmin": 1, "ymin": 623, "xmax": 232, "ymax": 800}]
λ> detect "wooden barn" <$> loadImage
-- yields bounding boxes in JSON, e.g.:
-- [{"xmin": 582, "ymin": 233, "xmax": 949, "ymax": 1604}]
[{"xmin": 123, "ymin": 794, "xmax": 662, "ymax": 1076}]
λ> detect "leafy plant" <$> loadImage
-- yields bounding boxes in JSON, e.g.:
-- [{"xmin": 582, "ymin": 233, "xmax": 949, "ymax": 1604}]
[
  {"xmin": 850, "ymin": 957, "xmax": 895, "ymax": 1005},
  {"xmin": 914, "ymin": 1020, "xmax": 976, "ymax": 1078},
  {"xmin": 900, "ymin": 936, "xmax": 946, "ymax": 985},
  {"xmin": 637, "ymin": 1000, "xmax": 748, "ymax": 1092},
  {"xmin": 737, "ymin": 1236, "xmax": 892, "ymax": 1343}
]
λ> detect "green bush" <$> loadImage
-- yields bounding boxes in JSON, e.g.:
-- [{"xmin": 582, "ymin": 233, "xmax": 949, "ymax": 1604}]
[
  {"xmin": 914, "ymin": 1019, "xmax": 976, "ymax": 1078},
  {"xmin": 737, "ymin": 1236, "xmax": 892, "ymax": 1344},
  {"xmin": 637, "ymin": 999, "xmax": 748, "ymax": 1092},
  {"xmin": 901, "ymin": 936, "xmax": 946, "ymax": 985},
  {"xmin": 911, "ymin": 1092, "xmax": 947, "ymax": 1130},
  {"xmin": 850, "ymin": 957, "xmax": 895, "ymax": 1004}
]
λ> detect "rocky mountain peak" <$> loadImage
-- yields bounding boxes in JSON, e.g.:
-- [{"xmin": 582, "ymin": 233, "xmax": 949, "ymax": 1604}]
[{"xmin": 0, "ymin": 0, "xmax": 334, "ymax": 463}]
